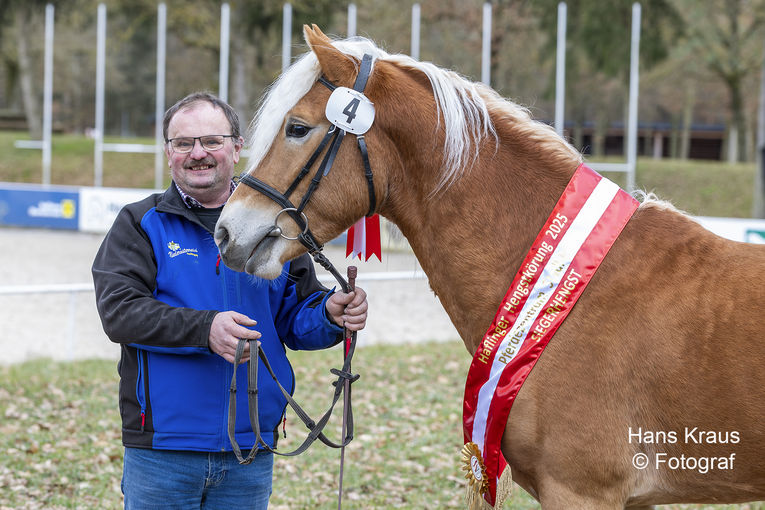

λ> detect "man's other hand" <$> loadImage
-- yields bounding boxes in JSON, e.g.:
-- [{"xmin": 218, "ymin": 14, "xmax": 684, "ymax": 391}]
[{"xmin": 209, "ymin": 311, "xmax": 261, "ymax": 363}]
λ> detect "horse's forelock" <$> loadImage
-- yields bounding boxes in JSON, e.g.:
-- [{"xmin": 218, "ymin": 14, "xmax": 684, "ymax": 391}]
[
  {"xmin": 245, "ymin": 37, "xmax": 388, "ymax": 174},
  {"xmin": 245, "ymin": 52, "xmax": 320, "ymax": 173}
]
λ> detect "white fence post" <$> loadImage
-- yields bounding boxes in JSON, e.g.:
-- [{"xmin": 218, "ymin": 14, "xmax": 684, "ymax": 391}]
[
  {"xmin": 94, "ymin": 4, "xmax": 106, "ymax": 187},
  {"xmin": 555, "ymin": 2, "xmax": 567, "ymax": 137},
  {"xmin": 625, "ymin": 2, "xmax": 641, "ymax": 191},
  {"xmin": 755, "ymin": 35, "xmax": 765, "ymax": 217},
  {"xmin": 282, "ymin": 3, "xmax": 292, "ymax": 73},
  {"xmin": 154, "ymin": 3, "xmax": 167, "ymax": 189},
  {"xmin": 584, "ymin": 3, "xmax": 640, "ymax": 190},
  {"xmin": 42, "ymin": 4, "xmax": 55, "ymax": 186},
  {"xmin": 481, "ymin": 3, "xmax": 492, "ymax": 86},
  {"xmin": 411, "ymin": 4, "xmax": 421, "ymax": 60},
  {"xmin": 348, "ymin": 3, "xmax": 357, "ymax": 37},
  {"xmin": 219, "ymin": 3, "xmax": 230, "ymax": 102}
]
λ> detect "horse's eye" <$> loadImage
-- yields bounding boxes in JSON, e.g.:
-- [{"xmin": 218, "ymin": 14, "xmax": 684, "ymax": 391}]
[{"xmin": 285, "ymin": 123, "xmax": 310, "ymax": 138}]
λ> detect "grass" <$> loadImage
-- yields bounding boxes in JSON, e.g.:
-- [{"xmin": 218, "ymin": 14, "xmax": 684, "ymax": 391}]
[
  {"xmin": 600, "ymin": 157, "xmax": 757, "ymax": 218},
  {"xmin": 0, "ymin": 131, "xmax": 167, "ymax": 189},
  {"xmin": 0, "ymin": 130, "xmax": 758, "ymax": 218},
  {"xmin": 0, "ymin": 359, "xmax": 123, "ymax": 509},
  {"xmin": 1, "ymin": 342, "xmax": 763, "ymax": 509}
]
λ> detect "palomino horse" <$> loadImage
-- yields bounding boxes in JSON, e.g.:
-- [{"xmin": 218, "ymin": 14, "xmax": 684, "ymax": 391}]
[{"xmin": 216, "ymin": 26, "xmax": 765, "ymax": 509}]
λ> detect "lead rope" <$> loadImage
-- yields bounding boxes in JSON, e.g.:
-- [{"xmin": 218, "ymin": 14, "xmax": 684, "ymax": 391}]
[
  {"xmin": 227, "ymin": 249, "xmax": 359, "ymax": 509},
  {"xmin": 337, "ymin": 266, "xmax": 356, "ymax": 510}
]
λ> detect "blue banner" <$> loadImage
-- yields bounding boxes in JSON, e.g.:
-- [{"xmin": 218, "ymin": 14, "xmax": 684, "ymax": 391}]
[{"xmin": 0, "ymin": 184, "xmax": 79, "ymax": 230}]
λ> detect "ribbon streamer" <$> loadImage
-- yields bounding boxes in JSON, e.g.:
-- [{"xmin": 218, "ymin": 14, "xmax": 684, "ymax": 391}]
[{"xmin": 346, "ymin": 214, "xmax": 382, "ymax": 261}]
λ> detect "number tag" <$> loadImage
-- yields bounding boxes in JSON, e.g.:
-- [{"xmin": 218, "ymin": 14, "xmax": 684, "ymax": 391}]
[{"xmin": 325, "ymin": 87, "xmax": 375, "ymax": 135}]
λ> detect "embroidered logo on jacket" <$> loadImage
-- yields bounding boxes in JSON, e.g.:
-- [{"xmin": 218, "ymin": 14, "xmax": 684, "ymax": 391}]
[{"xmin": 167, "ymin": 241, "xmax": 198, "ymax": 258}]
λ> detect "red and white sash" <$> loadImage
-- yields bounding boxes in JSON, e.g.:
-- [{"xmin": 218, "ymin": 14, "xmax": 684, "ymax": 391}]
[{"xmin": 462, "ymin": 164, "xmax": 639, "ymax": 506}]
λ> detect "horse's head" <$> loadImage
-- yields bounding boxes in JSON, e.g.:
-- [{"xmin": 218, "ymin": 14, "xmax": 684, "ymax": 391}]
[
  {"xmin": 216, "ymin": 25, "xmax": 403, "ymax": 278},
  {"xmin": 217, "ymin": 25, "xmax": 579, "ymax": 280}
]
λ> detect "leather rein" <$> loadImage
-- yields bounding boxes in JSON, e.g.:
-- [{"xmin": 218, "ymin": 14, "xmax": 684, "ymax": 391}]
[{"xmin": 227, "ymin": 54, "xmax": 377, "ymax": 505}]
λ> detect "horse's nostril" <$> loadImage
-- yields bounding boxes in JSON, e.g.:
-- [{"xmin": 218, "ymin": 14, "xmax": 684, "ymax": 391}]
[{"xmin": 216, "ymin": 225, "xmax": 230, "ymax": 252}]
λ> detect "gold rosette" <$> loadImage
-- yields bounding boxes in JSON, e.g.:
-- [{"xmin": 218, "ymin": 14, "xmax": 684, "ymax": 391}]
[{"xmin": 461, "ymin": 442, "xmax": 489, "ymax": 496}]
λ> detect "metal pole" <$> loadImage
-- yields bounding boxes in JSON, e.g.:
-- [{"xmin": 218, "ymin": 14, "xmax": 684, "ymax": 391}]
[
  {"xmin": 219, "ymin": 3, "xmax": 230, "ymax": 102},
  {"xmin": 755, "ymin": 36, "xmax": 765, "ymax": 217},
  {"xmin": 481, "ymin": 3, "xmax": 492, "ymax": 85},
  {"xmin": 625, "ymin": 3, "xmax": 641, "ymax": 191},
  {"xmin": 94, "ymin": 4, "xmax": 106, "ymax": 187},
  {"xmin": 155, "ymin": 3, "xmax": 167, "ymax": 189},
  {"xmin": 42, "ymin": 4, "xmax": 54, "ymax": 186},
  {"xmin": 555, "ymin": 2, "xmax": 567, "ymax": 137},
  {"xmin": 347, "ymin": 3, "xmax": 357, "ymax": 37},
  {"xmin": 411, "ymin": 4, "xmax": 420, "ymax": 60},
  {"xmin": 282, "ymin": 3, "xmax": 292, "ymax": 73}
]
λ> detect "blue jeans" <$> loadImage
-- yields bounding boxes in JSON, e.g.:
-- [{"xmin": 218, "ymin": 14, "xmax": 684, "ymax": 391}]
[{"xmin": 122, "ymin": 447, "xmax": 273, "ymax": 510}]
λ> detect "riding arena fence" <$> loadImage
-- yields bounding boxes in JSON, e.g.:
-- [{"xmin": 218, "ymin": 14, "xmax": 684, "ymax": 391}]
[{"xmin": 15, "ymin": 1, "xmax": 641, "ymax": 190}]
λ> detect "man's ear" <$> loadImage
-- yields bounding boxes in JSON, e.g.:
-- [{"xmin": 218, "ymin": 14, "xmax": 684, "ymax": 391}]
[
  {"xmin": 303, "ymin": 24, "xmax": 358, "ymax": 86},
  {"xmin": 232, "ymin": 136, "xmax": 244, "ymax": 164},
  {"xmin": 165, "ymin": 143, "xmax": 173, "ymax": 166}
]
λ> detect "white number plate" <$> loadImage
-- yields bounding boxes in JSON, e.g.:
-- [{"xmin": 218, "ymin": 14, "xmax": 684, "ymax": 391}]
[{"xmin": 325, "ymin": 87, "xmax": 375, "ymax": 135}]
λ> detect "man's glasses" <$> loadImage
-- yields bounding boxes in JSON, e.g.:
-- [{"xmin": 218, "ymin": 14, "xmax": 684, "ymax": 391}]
[{"xmin": 166, "ymin": 135, "xmax": 236, "ymax": 153}]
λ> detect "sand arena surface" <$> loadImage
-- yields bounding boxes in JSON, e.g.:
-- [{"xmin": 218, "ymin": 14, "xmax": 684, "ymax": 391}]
[{"xmin": 0, "ymin": 227, "xmax": 460, "ymax": 365}]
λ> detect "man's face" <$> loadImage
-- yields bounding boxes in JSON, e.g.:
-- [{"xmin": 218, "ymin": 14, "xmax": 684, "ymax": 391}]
[{"xmin": 165, "ymin": 102, "xmax": 242, "ymax": 205}]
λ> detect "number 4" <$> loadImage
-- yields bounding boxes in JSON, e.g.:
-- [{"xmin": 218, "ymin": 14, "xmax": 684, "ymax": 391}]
[{"xmin": 343, "ymin": 98, "xmax": 360, "ymax": 124}]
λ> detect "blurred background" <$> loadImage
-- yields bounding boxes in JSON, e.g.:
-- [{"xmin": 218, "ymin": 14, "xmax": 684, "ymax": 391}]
[{"xmin": 0, "ymin": 0, "xmax": 763, "ymax": 186}]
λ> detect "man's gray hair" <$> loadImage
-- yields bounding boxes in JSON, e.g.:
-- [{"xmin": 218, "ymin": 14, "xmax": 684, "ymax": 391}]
[{"xmin": 162, "ymin": 91, "xmax": 241, "ymax": 141}]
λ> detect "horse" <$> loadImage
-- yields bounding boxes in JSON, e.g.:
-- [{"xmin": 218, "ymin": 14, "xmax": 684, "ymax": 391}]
[{"xmin": 215, "ymin": 25, "xmax": 765, "ymax": 509}]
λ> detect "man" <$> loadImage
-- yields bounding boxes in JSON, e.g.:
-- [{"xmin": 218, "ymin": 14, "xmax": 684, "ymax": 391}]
[{"xmin": 92, "ymin": 91, "xmax": 367, "ymax": 509}]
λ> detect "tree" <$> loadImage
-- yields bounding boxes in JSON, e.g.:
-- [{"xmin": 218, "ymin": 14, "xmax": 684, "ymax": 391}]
[
  {"xmin": 227, "ymin": 0, "xmax": 350, "ymax": 125},
  {"xmin": 672, "ymin": 0, "xmax": 765, "ymax": 163},
  {"xmin": 530, "ymin": 0, "xmax": 683, "ymax": 156},
  {"xmin": 96, "ymin": 0, "xmax": 349, "ymax": 135},
  {"xmin": 0, "ymin": 0, "xmax": 77, "ymax": 138}
]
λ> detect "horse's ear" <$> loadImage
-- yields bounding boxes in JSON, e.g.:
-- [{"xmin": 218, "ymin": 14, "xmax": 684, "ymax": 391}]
[{"xmin": 303, "ymin": 24, "xmax": 357, "ymax": 85}]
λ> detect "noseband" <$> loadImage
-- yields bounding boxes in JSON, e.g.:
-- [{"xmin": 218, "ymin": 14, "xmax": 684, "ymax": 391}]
[{"xmin": 237, "ymin": 53, "xmax": 377, "ymax": 259}]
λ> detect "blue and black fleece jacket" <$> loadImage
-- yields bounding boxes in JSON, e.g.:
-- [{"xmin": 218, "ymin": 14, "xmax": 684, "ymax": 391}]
[{"xmin": 92, "ymin": 184, "xmax": 342, "ymax": 452}]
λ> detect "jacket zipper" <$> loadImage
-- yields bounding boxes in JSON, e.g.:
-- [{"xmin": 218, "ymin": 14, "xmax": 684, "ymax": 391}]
[
  {"xmin": 218, "ymin": 254, "xmax": 231, "ymax": 450},
  {"xmin": 136, "ymin": 349, "xmax": 147, "ymax": 433}
]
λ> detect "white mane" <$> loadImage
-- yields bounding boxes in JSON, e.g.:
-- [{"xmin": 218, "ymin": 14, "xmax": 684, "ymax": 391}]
[{"xmin": 245, "ymin": 35, "xmax": 496, "ymax": 193}]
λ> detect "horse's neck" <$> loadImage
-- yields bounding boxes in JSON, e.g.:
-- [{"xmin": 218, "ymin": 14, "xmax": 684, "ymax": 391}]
[{"xmin": 386, "ymin": 149, "xmax": 576, "ymax": 353}]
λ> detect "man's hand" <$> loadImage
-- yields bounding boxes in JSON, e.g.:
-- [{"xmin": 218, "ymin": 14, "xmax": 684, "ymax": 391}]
[
  {"xmin": 209, "ymin": 311, "xmax": 261, "ymax": 364},
  {"xmin": 325, "ymin": 286, "xmax": 368, "ymax": 331}
]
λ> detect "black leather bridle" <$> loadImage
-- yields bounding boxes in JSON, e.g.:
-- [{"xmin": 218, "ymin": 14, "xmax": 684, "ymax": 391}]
[
  {"xmin": 227, "ymin": 56, "xmax": 378, "ymax": 495},
  {"xmin": 237, "ymin": 53, "xmax": 377, "ymax": 266}
]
